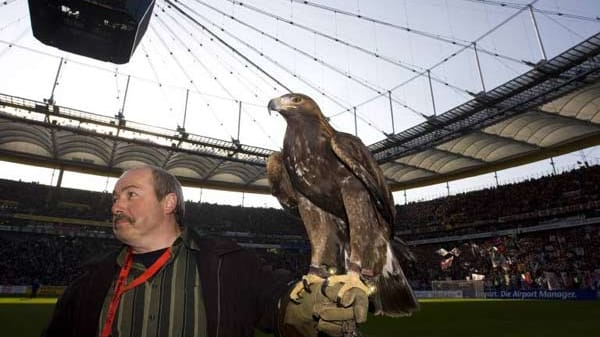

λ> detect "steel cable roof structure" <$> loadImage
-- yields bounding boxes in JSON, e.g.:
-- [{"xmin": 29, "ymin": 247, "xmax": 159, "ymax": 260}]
[{"xmin": 0, "ymin": 0, "xmax": 599, "ymax": 195}]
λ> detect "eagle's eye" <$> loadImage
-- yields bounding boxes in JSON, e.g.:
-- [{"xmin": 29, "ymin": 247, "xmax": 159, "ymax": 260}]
[{"xmin": 291, "ymin": 96, "xmax": 302, "ymax": 103}]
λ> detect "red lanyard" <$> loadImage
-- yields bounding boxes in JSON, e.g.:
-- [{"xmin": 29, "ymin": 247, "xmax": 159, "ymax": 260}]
[{"xmin": 101, "ymin": 247, "xmax": 172, "ymax": 337}]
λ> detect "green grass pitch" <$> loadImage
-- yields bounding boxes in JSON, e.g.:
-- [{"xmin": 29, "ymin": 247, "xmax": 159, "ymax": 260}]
[{"xmin": 1, "ymin": 298, "xmax": 598, "ymax": 337}]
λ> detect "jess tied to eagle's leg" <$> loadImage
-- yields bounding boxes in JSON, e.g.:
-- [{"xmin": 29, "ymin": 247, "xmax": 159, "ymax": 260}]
[{"xmin": 267, "ymin": 93, "xmax": 419, "ymax": 318}]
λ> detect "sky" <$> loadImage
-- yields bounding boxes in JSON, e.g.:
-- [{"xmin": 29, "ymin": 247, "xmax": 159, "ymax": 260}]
[{"xmin": 0, "ymin": 0, "xmax": 599, "ymax": 207}]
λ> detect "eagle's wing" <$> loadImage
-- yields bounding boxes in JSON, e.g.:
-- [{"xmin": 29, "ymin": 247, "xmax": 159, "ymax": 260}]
[
  {"xmin": 266, "ymin": 151, "xmax": 298, "ymax": 215},
  {"xmin": 331, "ymin": 133, "xmax": 419, "ymax": 316},
  {"xmin": 330, "ymin": 132, "xmax": 395, "ymax": 225}
]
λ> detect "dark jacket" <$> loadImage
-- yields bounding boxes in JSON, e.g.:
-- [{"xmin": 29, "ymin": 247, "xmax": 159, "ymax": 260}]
[{"xmin": 42, "ymin": 231, "xmax": 295, "ymax": 337}]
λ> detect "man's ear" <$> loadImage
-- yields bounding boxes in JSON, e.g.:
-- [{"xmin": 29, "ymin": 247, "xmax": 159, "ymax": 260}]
[{"xmin": 163, "ymin": 192, "xmax": 177, "ymax": 215}]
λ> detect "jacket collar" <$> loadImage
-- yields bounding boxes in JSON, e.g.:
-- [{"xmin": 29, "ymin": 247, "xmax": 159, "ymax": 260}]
[{"xmin": 184, "ymin": 227, "xmax": 244, "ymax": 257}]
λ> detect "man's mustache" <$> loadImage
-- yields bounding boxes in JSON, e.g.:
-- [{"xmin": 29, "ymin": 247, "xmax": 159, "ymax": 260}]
[{"xmin": 113, "ymin": 213, "xmax": 134, "ymax": 224}]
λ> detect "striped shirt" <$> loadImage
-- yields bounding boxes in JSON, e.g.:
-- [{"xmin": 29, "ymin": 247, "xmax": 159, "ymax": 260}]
[{"xmin": 98, "ymin": 232, "xmax": 207, "ymax": 337}]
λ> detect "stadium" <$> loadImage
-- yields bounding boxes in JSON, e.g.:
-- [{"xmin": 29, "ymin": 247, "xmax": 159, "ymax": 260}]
[{"xmin": 1, "ymin": 1, "xmax": 599, "ymax": 337}]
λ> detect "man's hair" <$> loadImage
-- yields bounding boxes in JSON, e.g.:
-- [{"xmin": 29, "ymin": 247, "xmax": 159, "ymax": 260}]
[{"xmin": 138, "ymin": 165, "xmax": 185, "ymax": 226}]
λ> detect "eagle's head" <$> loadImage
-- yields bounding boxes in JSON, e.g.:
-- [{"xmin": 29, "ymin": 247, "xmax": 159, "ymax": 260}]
[{"xmin": 267, "ymin": 93, "xmax": 324, "ymax": 120}]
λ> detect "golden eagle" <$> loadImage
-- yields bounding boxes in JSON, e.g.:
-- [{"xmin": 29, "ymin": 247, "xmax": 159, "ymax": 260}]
[{"xmin": 267, "ymin": 93, "xmax": 419, "ymax": 317}]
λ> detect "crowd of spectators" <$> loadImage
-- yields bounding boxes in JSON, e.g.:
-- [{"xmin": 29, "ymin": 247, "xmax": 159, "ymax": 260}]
[
  {"xmin": 0, "ymin": 179, "xmax": 304, "ymax": 236},
  {"xmin": 244, "ymin": 225, "xmax": 600, "ymax": 291},
  {"xmin": 0, "ymin": 180, "xmax": 114, "ymax": 222},
  {"xmin": 184, "ymin": 202, "xmax": 304, "ymax": 235},
  {"xmin": 405, "ymin": 225, "xmax": 600, "ymax": 291},
  {"xmin": 0, "ymin": 165, "xmax": 599, "ymax": 291},
  {"xmin": 2, "ymin": 164, "xmax": 599, "ymax": 238},
  {"xmin": 0, "ymin": 232, "xmax": 119, "ymax": 286},
  {"xmin": 396, "ymin": 164, "xmax": 600, "ymax": 238},
  {"xmin": 2, "ymin": 225, "xmax": 598, "ymax": 291}
]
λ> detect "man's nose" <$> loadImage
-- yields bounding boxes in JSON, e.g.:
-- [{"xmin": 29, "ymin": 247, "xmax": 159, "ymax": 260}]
[{"xmin": 112, "ymin": 197, "xmax": 124, "ymax": 215}]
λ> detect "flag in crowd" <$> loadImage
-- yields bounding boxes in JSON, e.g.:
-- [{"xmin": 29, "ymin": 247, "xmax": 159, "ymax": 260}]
[
  {"xmin": 441, "ymin": 256, "xmax": 454, "ymax": 270},
  {"xmin": 435, "ymin": 248, "xmax": 449, "ymax": 256},
  {"xmin": 450, "ymin": 247, "xmax": 461, "ymax": 257}
]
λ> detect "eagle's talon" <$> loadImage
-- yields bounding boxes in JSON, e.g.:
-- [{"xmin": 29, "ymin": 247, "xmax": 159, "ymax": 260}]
[
  {"xmin": 302, "ymin": 278, "xmax": 312, "ymax": 293},
  {"xmin": 326, "ymin": 273, "xmax": 373, "ymax": 302},
  {"xmin": 289, "ymin": 282, "xmax": 304, "ymax": 301},
  {"xmin": 321, "ymin": 278, "xmax": 330, "ymax": 297},
  {"xmin": 289, "ymin": 274, "xmax": 325, "ymax": 301}
]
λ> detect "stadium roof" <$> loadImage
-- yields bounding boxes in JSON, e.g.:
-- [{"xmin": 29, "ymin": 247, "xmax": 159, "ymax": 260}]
[
  {"xmin": 1, "ymin": 33, "xmax": 599, "ymax": 193},
  {"xmin": 0, "ymin": 1, "xmax": 599, "ymax": 193},
  {"xmin": 375, "ymin": 35, "xmax": 600, "ymax": 190}
]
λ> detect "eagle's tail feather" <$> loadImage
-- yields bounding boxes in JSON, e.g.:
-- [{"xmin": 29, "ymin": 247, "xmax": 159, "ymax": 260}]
[{"xmin": 371, "ymin": 244, "xmax": 419, "ymax": 317}]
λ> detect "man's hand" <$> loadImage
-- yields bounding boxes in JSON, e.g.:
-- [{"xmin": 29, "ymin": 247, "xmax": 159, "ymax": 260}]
[{"xmin": 281, "ymin": 280, "xmax": 369, "ymax": 337}]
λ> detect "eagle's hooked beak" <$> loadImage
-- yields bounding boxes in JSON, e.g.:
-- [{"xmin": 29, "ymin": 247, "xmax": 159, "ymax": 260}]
[{"xmin": 267, "ymin": 98, "xmax": 279, "ymax": 116}]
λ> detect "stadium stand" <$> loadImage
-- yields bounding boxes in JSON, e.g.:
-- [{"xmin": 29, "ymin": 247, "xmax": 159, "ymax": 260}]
[
  {"xmin": 395, "ymin": 164, "xmax": 600, "ymax": 239},
  {"xmin": 0, "ymin": 165, "xmax": 599, "ymax": 292}
]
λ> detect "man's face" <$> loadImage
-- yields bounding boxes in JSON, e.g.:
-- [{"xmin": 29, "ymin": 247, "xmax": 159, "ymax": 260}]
[{"xmin": 111, "ymin": 168, "xmax": 167, "ymax": 246}]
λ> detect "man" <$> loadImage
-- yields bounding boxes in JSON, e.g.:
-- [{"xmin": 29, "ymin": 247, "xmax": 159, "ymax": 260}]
[
  {"xmin": 42, "ymin": 165, "xmax": 368, "ymax": 337},
  {"xmin": 30, "ymin": 278, "xmax": 40, "ymax": 298}
]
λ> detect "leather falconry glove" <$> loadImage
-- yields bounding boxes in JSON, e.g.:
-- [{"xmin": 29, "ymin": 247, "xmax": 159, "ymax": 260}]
[{"xmin": 280, "ymin": 280, "xmax": 369, "ymax": 337}]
